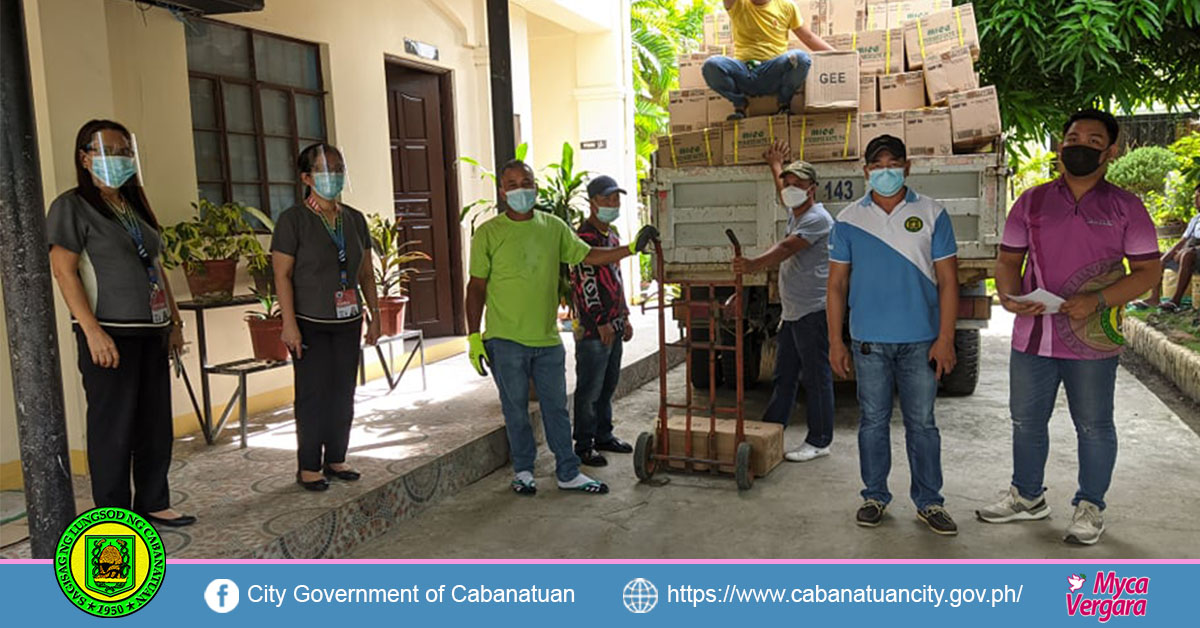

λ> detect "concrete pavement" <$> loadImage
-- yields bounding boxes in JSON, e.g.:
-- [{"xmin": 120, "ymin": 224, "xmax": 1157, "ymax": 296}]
[{"xmin": 353, "ymin": 309, "xmax": 1200, "ymax": 559}]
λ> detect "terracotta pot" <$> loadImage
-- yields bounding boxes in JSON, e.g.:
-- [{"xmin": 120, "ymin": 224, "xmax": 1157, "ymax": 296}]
[
  {"xmin": 185, "ymin": 259, "xmax": 238, "ymax": 303},
  {"xmin": 379, "ymin": 296, "xmax": 408, "ymax": 337},
  {"xmin": 246, "ymin": 316, "xmax": 289, "ymax": 362}
]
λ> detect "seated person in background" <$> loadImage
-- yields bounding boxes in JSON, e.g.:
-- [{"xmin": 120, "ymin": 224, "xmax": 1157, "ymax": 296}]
[
  {"xmin": 1133, "ymin": 183, "xmax": 1199, "ymax": 312},
  {"xmin": 703, "ymin": 0, "xmax": 833, "ymax": 120}
]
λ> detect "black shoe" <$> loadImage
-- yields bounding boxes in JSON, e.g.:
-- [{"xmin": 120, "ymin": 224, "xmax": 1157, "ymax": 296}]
[
  {"xmin": 577, "ymin": 449, "xmax": 608, "ymax": 467},
  {"xmin": 595, "ymin": 437, "xmax": 633, "ymax": 454},
  {"xmin": 142, "ymin": 512, "xmax": 197, "ymax": 527},
  {"xmin": 323, "ymin": 464, "xmax": 362, "ymax": 481},
  {"xmin": 296, "ymin": 471, "xmax": 330, "ymax": 491},
  {"xmin": 777, "ymin": 104, "xmax": 791, "ymax": 115},
  {"xmin": 726, "ymin": 109, "xmax": 747, "ymax": 121},
  {"xmin": 856, "ymin": 499, "xmax": 886, "ymax": 527},
  {"xmin": 918, "ymin": 505, "xmax": 959, "ymax": 536}
]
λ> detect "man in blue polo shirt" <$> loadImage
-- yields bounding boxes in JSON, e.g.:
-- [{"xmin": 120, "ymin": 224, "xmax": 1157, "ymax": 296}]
[{"xmin": 827, "ymin": 135, "xmax": 960, "ymax": 535}]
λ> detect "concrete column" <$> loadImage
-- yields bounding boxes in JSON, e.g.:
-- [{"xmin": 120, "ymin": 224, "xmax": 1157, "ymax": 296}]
[{"xmin": 0, "ymin": 0, "xmax": 76, "ymax": 558}]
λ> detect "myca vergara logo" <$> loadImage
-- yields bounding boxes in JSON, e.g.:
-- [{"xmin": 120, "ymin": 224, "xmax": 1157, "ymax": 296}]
[
  {"xmin": 904, "ymin": 216, "xmax": 924, "ymax": 232},
  {"xmin": 55, "ymin": 508, "xmax": 166, "ymax": 618},
  {"xmin": 1065, "ymin": 571, "xmax": 1149, "ymax": 623}
]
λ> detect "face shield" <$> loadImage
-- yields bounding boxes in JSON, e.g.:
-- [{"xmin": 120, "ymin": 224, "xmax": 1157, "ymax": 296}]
[
  {"xmin": 88, "ymin": 130, "xmax": 141, "ymax": 189},
  {"xmin": 306, "ymin": 145, "xmax": 351, "ymax": 201}
]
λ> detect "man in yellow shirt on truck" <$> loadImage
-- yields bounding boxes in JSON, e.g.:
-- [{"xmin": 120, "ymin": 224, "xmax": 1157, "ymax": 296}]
[{"xmin": 703, "ymin": 0, "xmax": 834, "ymax": 120}]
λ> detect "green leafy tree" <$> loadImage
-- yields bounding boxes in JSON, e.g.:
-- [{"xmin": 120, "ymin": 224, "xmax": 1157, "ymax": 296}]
[
  {"xmin": 1107, "ymin": 146, "xmax": 1180, "ymax": 197},
  {"xmin": 975, "ymin": 0, "xmax": 1200, "ymax": 151},
  {"xmin": 631, "ymin": 0, "xmax": 710, "ymax": 180}
]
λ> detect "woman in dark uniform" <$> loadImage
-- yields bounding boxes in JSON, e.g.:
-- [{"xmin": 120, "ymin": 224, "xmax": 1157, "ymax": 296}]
[
  {"xmin": 272, "ymin": 144, "xmax": 380, "ymax": 491},
  {"xmin": 47, "ymin": 119, "xmax": 195, "ymax": 526}
]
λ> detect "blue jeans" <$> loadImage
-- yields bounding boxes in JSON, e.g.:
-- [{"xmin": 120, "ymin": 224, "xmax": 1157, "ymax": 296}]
[
  {"xmin": 702, "ymin": 51, "xmax": 812, "ymax": 109},
  {"xmin": 762, "ymin": 311, "xmax": 835, "ymax": 448},
  {"xmin": 486, "ymin": 339, "xmax": 580, "ymax": 482},
  {"xmin": 573, "ymin": 337, "xmax": 624, "ymax": 453},
  {"xmin": 852, "ymin": 340, "xmax": 944, "ymax": 509},
  {"xmin": 1009, "ymin": 350, "xmax": 1119, "ymax": 509}
]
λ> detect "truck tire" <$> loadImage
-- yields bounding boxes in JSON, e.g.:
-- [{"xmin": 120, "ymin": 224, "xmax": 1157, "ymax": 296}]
[
  {"xmin": 720, "ymin": 332, "xmax": 762, "ymax": 390},
  {"xmin": 690, "ymin": 348, "xmax": 723, "ymax": 389},
  {"xmin": 940, "ymin": 329, "xmax": 980, "ymax": 397}
]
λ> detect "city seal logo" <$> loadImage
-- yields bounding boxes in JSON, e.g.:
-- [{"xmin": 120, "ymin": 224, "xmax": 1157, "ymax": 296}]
[
  {"xmin": 55, "ymin": 508, "xmax": 166, "ymax": 618},
  {"xmin": 904, "ymin": 216, "xmax": 924, "ymax": 232}
]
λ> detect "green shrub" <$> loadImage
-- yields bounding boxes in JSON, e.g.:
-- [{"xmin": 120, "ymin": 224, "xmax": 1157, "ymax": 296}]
[{"xmin": 1107, "ymin": 146, "xmax": 1178, "ymax": 197}]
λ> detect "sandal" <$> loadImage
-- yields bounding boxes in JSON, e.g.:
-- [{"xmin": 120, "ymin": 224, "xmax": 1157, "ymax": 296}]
[
  {"xmin": 511, "ymin": 477, "xmax": 537, "ymax": 496},
  {"xmin": 559, "ymin": 480, "xmax": 609, "ymax": 494},
  {"xmin": 1130, "ymin": 300, "xmax": 1153, "ymax": 310},
  {"xmin": 1160, "ymin": 301, "xmax": 1180, "ymax": 312}
]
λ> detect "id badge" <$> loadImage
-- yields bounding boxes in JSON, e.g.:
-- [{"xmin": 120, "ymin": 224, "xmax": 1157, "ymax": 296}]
[
  {"xmin": 150, "ymin": 286, "xmax": 170, "ymax": 324},
  {"xmin": 335, "ymin": 289, "xmax": 360, "ymax": 319}
]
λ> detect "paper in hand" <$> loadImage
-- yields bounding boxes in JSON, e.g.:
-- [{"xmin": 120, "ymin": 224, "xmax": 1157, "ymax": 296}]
[{"xmin": 1007, "ymin": 289, "xmax": 1065, "ymax": 314}]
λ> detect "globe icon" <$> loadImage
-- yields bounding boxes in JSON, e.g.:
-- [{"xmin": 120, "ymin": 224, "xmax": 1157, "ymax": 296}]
[{"xmin": 623, "ymin": 578, "xmax": 658, "ymax": 614}]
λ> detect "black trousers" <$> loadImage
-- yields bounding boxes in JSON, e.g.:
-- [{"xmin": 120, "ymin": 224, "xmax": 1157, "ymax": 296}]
[
  {"xmin": 75, "ymin": 327, "xmax": 173, "ymax": 513},
  {"xmin": 294, "ymin": 319, "xmax": 361, "ymax": 471}
]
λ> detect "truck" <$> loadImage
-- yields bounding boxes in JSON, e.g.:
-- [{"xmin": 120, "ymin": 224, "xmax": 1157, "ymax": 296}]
[{"xmin": 649, "ymin": 151, "xmax": 1007, "ymax": 396}]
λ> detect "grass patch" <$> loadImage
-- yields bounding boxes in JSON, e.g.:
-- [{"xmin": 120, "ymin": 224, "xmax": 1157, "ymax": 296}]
[{"xmin": 1128, "ymin": 302, "xmax": 1200, "ymax": 353}]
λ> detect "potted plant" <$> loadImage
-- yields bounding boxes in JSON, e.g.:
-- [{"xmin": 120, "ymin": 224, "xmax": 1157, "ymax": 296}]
[
  {"xmin": 241, "ymin": 206, "xmax": 276, "ymax": 295},
  {"xmin": 161, "ymin": 199, "xmax": 263, "ymax": 303},
  {"xmin": 244, "ymin": 288, "xmax": 288, "ymax": 362},
  {"xmin": 369, "ymin": 214, "xmax": 432, "ymax": 337}
]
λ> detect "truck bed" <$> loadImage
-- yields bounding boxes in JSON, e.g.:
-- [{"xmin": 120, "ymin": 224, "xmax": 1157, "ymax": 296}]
[{"xmin": 651, "ymin": 152, "xmax": 1009, "ymax": 285}]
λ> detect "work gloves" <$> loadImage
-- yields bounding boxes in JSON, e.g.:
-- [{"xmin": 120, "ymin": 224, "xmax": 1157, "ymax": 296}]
[
  {"xmin": 468, "ymin": 332, "xmax": 490, "ymax": 376},
  {"xmin": 629, "ymin": 224, "xmax": 661, "ymax": 255}
]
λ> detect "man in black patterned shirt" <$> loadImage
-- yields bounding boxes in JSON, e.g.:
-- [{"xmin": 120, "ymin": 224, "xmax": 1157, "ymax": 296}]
[{"xmin": 570, "ymin": 175, "xmax": 634, "ymax": 466}]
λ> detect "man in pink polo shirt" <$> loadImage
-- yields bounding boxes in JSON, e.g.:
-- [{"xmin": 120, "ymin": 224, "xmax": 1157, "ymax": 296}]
[{"xmin": 976, "ymin": 109, "xmax": 1162, "ymax": 545}]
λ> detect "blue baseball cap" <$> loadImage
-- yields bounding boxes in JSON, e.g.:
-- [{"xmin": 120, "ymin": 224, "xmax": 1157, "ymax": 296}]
[{"xmin": 586, "ymin": 175, "xmax": 626, "ymax": 199}]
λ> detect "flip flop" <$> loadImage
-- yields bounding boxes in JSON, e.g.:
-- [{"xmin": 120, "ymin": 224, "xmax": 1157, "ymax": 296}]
[
  {"xmin": 559, "ymin": 480, "xmax": 609, "ymax": 494},
  {"xmin": 511, "ymin": 477, "xmax": 537, "ymax": 496},
  {"xmin": 1129, "ymin": 300, "xmax": 1153, "ymax": 310},
  {"xmin": 1160, "ymin": 301, "xmax": 1180, "ymax": 313}
]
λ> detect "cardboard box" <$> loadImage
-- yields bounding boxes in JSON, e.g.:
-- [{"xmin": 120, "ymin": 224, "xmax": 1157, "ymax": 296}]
[
  {"xmin": 827, "ymin": 0, "xmax": 868, "ymax": 35},
  {"xmin": 878, "ymin": 71, "xmax": 925, "ymax": 111},
  {"xmin": 923, "ymin": 45, "xmax": 977, "ymax": 105},
  {"xmin": 707, "ymin": 93, "xmax": 735, "ymax": 125},
  {"xmin": 665, "ymin": 415, "xmax": 784, "ymax": 476},
  {"xmin": 904, "ymin": 107, "xmax": 952, "ymax": 157},
  {"xmin": 669, "ymin": 88, "xmax": 709, "ymax": 133},
  {"xmin": 804, "ymin": 50, "xmax": 860, "ymax": 111},
  {"xmin": 860, "ymin": 75, "xmax": 878, "ymax": 112},
  {"xmin": 789, "ymin": 111, "xmax": 860, "ymax": 162},
  {"xmin": 864, "ymin": 0, "xmax": 952, "ymax": 31},
  {"xmin": 860, "ymin": 111, "xmax": 906, "ymax": 155},
  {"xmin": 828, "ymin": 28, "xmax": 905, "ymax": 75},
  {"xmin": 903, "ymin": 3, "xmax": 980, "ymax": 70},
  {"xmin": 657, "ymin": 128, "xmax": 724, "ymax": 168},
  {"xmin": 722, "ymin": 114, "xmax": 790, "ymax": 166},
  {"xmin": 704, "ymin": 12, "xmax": 733, "ymax": 48},
  {"xmin": 678, "ymin": 53, "xmax": 709, "ymax": 90},
  {"xmin": 948, "ymin": 85, "xmax": 1001, "ymax": 150}
]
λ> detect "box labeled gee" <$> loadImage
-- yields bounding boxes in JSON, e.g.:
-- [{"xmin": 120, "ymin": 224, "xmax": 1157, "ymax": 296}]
[{"xmin": 804, "ymin": 50, "xmax": 860, "ymax": 111}]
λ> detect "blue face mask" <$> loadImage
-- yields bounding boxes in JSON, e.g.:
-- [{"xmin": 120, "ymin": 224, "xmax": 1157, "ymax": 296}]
[
  {"xmin": 868, "ymin": 167, "xmax": 906, "ymax": 197},
  {"xmin": 596, "ymin": 206, "xmax": 621, "ymax": 224},
  {"xmin": 506, "ymin": 188, "xmax": 537, "ymax": 214},
  {"xmin": 312, "ymin": 173, "xmax": 345, "ymax": 200},
  {"xmin": 91, "ymin": 156, "xmax": 138, "ymax": 188}
]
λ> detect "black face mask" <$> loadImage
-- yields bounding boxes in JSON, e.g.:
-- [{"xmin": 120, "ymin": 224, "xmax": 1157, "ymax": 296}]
[{"xmin": 1060, "ymin": 145, "xmax": 1105, "ymax": 177}]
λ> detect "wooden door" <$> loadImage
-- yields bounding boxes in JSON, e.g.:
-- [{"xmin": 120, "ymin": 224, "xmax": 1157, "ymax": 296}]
[{"xmin": 386, "ymin": 64, "xmax": 456, "ymax": 336}]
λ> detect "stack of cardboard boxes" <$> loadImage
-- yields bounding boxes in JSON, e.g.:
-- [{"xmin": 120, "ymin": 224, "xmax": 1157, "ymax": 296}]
[{"xmin": 659, "ymin": 1, "xmax": 1002, "ymax": 169}]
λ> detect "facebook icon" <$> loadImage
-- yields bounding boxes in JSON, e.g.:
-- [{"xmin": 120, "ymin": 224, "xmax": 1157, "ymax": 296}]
[{"xmin": 204, "ymin": 579, "xmax": 240, "ymax": 613}]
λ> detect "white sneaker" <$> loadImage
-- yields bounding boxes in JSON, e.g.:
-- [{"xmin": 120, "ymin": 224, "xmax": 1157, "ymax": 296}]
[
  {"xmin": 976, "ymin": 486, "xmax": 1051, "ymax": 523},
  {"xmin": 784, "ymin": 442, "xmax": 830, "ymax": 462},
  {"xmin": 1064, "ymin": 500, "xmax": 1105, "ymax": 545}
]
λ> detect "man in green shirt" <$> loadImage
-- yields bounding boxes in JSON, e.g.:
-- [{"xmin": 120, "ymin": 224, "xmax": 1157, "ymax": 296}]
[{"xmin": 466, "ymin": 160, "xmax": 658, "ymax": 496}]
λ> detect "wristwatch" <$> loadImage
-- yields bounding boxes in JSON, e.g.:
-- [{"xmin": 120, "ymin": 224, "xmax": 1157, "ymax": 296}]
[{"xmin": 1094, "ymin": 291, "xmax": 1108, "ymax": 313}]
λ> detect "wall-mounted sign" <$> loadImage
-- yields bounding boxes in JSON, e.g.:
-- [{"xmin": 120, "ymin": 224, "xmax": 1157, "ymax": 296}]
[
  {"xmin": 405, "ymin": 38, "xmax": 439, "ymax": 61},
  {"xmin": 580, "ymin": 140, "xmax": 607, "ymax": 150}
]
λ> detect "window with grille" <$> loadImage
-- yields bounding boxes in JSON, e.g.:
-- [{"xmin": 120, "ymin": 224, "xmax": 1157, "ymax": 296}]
[{"xmin": 185, "ymin": 20, "xmax": 326, "ymax": 221}]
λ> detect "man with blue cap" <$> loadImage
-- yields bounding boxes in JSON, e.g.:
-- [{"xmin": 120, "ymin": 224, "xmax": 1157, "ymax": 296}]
[{"xmin": 569, "ymin": 175, "xmax": 635, "ymax": 467}]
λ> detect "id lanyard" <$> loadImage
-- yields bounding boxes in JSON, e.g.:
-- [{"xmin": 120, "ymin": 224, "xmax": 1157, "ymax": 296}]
[
  {"xmin": 108, "ymin": 199, "xmax": 161, "ymax": 288},
  {"xmin": 306, "ymin": 195, "xmax": 349, "ymax": 290}
]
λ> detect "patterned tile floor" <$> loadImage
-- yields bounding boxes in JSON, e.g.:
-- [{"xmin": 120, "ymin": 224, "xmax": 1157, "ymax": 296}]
[{"xmin": 2, "ymin": 312, "xmax": 678, "ymax": 559}]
